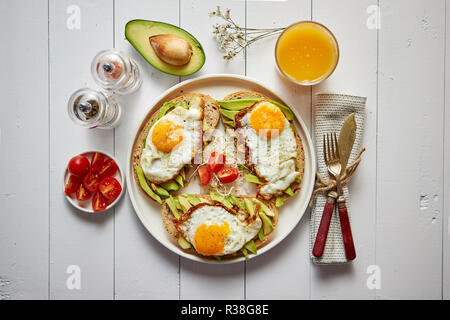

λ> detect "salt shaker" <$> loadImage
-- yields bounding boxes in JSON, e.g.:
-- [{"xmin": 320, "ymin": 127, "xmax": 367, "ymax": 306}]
[
  {"xmin": 67, "ymin": 88, "xmax": 122, "ymax": 129},
  {"xmin": 91, "ymin": 49, "xmax": 142, "ymax": 95}
]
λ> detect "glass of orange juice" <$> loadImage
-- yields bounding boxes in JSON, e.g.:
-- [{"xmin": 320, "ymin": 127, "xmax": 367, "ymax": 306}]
[{"xmin": 275, "ymin": 21, "xmax": 339, "ymax": 86}]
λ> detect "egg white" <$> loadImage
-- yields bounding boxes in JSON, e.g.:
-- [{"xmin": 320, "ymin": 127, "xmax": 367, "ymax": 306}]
[
  {"xmin": 178, "ymin": 205, "xmax": 262, "ymax": 256},
  {"xmin": 239, "ymin": 102, "xmax": 299, "ymax": 197},
  {"xmin": 140, "ymin": 99, "xmax": 202, "ymax": 183}
]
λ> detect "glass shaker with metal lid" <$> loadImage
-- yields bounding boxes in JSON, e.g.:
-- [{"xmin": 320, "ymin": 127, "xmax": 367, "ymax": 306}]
[
  {"xmin": 67, "ymin": 88, "xmax": 122, "ymax": 129},
  {"xmin": 91, "ymin": 49, "xmax": 142, "ymax": 95}
]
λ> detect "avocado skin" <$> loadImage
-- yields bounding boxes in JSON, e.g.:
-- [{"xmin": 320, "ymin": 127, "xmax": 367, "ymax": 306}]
[{"xmin": 125, "ymin": 20, "xmax": 205, "ymax": 76}]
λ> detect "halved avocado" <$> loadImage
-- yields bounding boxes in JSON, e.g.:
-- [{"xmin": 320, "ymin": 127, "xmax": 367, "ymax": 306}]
[{"xmin": 125, "ymin": 20, "xmax": 205, "ymax": 76}]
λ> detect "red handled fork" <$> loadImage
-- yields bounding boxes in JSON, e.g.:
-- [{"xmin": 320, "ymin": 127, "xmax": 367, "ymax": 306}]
[{"xmin": 312, "ymin": 133, "xmax": 356, "ymax": 260}]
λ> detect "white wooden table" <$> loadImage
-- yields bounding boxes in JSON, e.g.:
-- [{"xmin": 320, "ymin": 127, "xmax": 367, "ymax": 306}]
[{"xmin": 1, "ymin": 0, "xmax": 449, "ymax": 300}]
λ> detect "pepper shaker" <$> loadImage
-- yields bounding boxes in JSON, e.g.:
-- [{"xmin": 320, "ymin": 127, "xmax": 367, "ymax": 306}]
[
  {"xmin": 67, "ymin": 88, "xmax": 122, "ymax": 129},
  {"xmin": 91, "ymin": 49, "xmax": 142, "ymax": 95}
]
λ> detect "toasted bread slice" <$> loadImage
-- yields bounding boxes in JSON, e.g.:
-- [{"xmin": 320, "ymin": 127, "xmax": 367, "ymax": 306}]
[
  {"xmin": 221, "ymin": 91, "xmax": 305, "ymax": 202},
  {"xmin": 132, "ymin": 93, "xmax": 220, "ymax": 202},
  {"xmin": 162, "ymin": 194, "xmax": 278, "ymax": 260}
]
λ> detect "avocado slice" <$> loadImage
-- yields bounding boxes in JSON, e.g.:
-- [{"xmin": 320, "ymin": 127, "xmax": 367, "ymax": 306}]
[
  {"xmin": 216, "ymin": 98, "xmax": 263, "ymax": 110},
  {"xmin": 179, "ymin": 167, "xmax": 186, "ymax": 181},
  {"xmin": 177, "ymin": 195, "xmax": 192, "ymax": 212},
  {"xmin": 259, "ymin": 211, "xmax": 274, "ymax": 235},
  {"xmin": 243, "ymin": 198, "xmax": 255, "ymax": 217},
  {"xmin": 125, "ymin": 20, "xmax": 205, "ymax": 76},
  {"xmin": 178, "ymin": 235, "xmax": 191, "ymax": 249},
  {"xmin": 228, "ymin": 195, "xmax": 245, "ymax": 210},
  {"xmin": 151, "ymin": 183, "xmax": 170, "ymax": 198},
  {"xmin": 184, "ymin": 194, "xmax": 201, "ymax": 206},
  {"xmin": 175, "ymin": 174, "xmax": 184, "ymax": 187},
  {"xmin": 268, "ymin": 99, "xmax": 294, "ymax": 121},
  {"xmin": 245, "ymin": 240, "xmax": 257, "ymax": 254},
  {"xmin": 160, "ymin": 180, "xmax": 180, "ymax": 192},
  {"xmin": 258, "ymin": 228, "xmax": 264, "ymax": 241},
  {"xmin": 245, "ymin": 174, "xmax": 263, "ymax": 184},
  {"xmin": 295, "ymin": 176, "xmax": 302, "ymax": 184},
  {"xmin": 241, "ymin": 248, "xmax": 249, "ymax": 259},
  {"xmin": 149, "ymin": 102, "xmax": 176, "ymax": 129},
  {"xmin": 275, "ymin": 196, "xmax": 285, "ymax": 207},
  {"xmin": 253, "ymin": 199, "xmax": 274, "ymax": 217},
  {"xmin": 175, "ymin": 100, "xmax": 188, "ymax": 109},
  {"xmin": 220, "ymin": 109, "xmax": 239, "ymax": 121},
  {"xmin": 135, "ymin": 166, "xmax": 162, "ymax": 204},
  {"xmin": 284, "ymin": 187, "xmax": 294, "ymax": 197},
  {"xmin": 223, "ymin": 120, "xmax": 235, "ymax": 128},
  {"xmin": 209, "ymin": 192, "xmax": 232, "ymax": 208},
  {"xmin": 166, "ymin": 196, "xmax": 180, "ymax": 219}
]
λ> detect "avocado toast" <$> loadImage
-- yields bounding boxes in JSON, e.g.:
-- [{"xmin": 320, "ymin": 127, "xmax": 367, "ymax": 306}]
[
  {"xmin": 217, "ymin": 91, "xmax": 305, "ymax": 205},
  {"xmin": 133, "ymin": 93, "xmax": 220, "ymax": 204},
  {"xmin": 161, "ymin": 194, "xmax": 278, "ymax": 260}
]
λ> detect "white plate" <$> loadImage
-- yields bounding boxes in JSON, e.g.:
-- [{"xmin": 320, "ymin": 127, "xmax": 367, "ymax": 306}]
[{"xmin": 126, "ymin": 74, "xmax": 316, "ymax": 264}]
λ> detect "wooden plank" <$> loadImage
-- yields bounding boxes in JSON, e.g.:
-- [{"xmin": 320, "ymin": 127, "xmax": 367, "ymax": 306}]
[
  {"xmin": 245, "ymin": 0, "xmax": 312, "ymax": 299},
  {"xmin": 179, "ymin": 0, "xmax": 247, "ymax": 300},
  {"xmin": 0, "ymin": 0, "xmax": 49, "ymax": 300},
  {"xmin": 49, "ymin": 0, "xmax": 114, "ymax": 299},
  {"xmin": 310, "ymin": 0, "xmax": 378, "ymax": 299},
  {"xmin": 377, "ymin": 0, "xmax": 445, "ymax": 299},
  {"xmin": 113, "ymin": 0, "xmax": 180, "ymax": 299},
  {"xmin": 443, "ymin": 0, "xmax": 449, "ymax": 301}
]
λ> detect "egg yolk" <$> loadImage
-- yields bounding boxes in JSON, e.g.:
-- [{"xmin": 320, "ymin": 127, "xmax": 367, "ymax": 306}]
[
  {"xmin": 151, "ymin": 119, "xmax": 184, "ymax": 153},
  {"xmin": 249, "ymin": 102, "xmax": 285, "ymax": 138},
  {"xmin": 193, "ymin": 222, "xmax": 230, "ymax": 256}
]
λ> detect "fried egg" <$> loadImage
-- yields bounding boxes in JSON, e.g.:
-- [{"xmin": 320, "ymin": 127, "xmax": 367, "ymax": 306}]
[
  {"xmin": 238, "ymin": 101, "xmax": 299, "ymax": 198},
  {"xmin": 176, "ymin": 205, "xmax": 262, "ymax": 256},
  {"xmin": 140, "ymin": 96, "xmax": 203, "ymax": 183}
]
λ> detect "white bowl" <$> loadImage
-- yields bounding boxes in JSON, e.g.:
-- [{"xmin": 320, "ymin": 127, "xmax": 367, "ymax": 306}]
[{"xmin": 63, "ymin": 151, "xmax": 125, "ymax": 213}]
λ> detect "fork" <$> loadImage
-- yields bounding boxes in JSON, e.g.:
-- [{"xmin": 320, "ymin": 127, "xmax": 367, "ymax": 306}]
[{"xmin": 312, "ymin": 133, "xmax": 356, "ymax": 260}]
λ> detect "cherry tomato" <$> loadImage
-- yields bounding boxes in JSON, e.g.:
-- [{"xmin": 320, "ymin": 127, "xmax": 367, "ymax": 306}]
[
  {"xmin": 208, "ymin": 152, "xmax": 226, "ymax": 173},
  {"xmin": 65, "ymin": 175, "xmax": 81, "ymax": 195},
  {"xmin": 92, "ymin": 191, "xmax": 108, "ymax": 212},
  {"xmin": 83, "ymin": 172, "xmax": 101, "ymax": 193},
  {"xmin": 99, "ymin": 158, "xmax": 118, "ymax": 177},
  {"xmin": 198, "ymin": 165, "xmax": 211, "ymax": 186},
  {"xmin": 217, "ymin": 167, "xmax": 239, "ymax": 184},
  {"xmin": 76, "ymin": 183, "xmax": 91, "ymax": 201},
  {"xmin": 99, "ymin": 177, "xmax": 122, "ymax": 201},
  {"xmin": 68, "ymin": 155, "xmax": 90, "ymax": 177},
  {"xmin": 91, "ymin": 152, "xmax": 105, "ymax": 174}
]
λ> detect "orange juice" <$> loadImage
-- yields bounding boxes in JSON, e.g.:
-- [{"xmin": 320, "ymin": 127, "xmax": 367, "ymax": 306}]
[{"xmin": 275, "ymin": 21, "xmax": 339, "ymax": 85}]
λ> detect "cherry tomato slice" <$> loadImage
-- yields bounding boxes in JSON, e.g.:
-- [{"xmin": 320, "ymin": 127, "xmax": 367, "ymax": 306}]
[
  {"xmin": 76, "ymin": 183, "xmax": 91, "ymax": 201},
  {"xmin": 68, "ymin": 155, "xmax": 90, "ymax": 177},
  {"xmin": 208, "ymin": 152, "xmax": 226, "ymax": 173},
  {"xmin": 217, "ymin": 167, "xmax": 239, "ymax": 184},
  {"xmin": 198, "ymin": 165, "xmax": 211, "ymax": 186},
  {"xmin": 91, "ymin": 152, "xmax": 105, "ymax": 174},
  {"xmin": 83, "ymin": 172, "xmax": 101, "ymax": 193},
  {"xmin": 99, "ymin": 177, "xmax": 122, "ymax": 201},
  {"xmin": 99, "ymin": 158, "xmax": 118, "ymax": 177},
  {"xmin": 92, "ymin": 191, "xmax": 108, "ymax": 212},
  {"xmin": 65, "ymin": 175, "xmax": 81, "ymax": 195}
]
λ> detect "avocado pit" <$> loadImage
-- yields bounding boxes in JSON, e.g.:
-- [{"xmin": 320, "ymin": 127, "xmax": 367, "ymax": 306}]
[{"xmin": 149, "ymin": 34, "xmax": 193, "ymax": 66}]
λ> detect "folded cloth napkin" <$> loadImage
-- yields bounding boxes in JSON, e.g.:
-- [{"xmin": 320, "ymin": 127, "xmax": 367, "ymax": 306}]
[{"xmin": 311, "ymin": 93, "xmax": 366, "ymax": 264}]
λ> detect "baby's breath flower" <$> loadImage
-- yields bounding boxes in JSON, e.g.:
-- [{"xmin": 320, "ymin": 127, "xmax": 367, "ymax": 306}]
[{"xmin": 210, "ymin": 6, "xmax": 286, "ymax": 60}]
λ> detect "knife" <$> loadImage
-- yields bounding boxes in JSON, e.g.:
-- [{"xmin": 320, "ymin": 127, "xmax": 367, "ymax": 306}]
[{"xmin": 312, "ymin": 113, "xmax": 357, "ymax": 259}]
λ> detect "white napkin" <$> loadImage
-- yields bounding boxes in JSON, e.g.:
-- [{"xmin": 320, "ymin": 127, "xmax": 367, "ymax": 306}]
[{"xmin": 311, "ymin": 93, "xmax": 366, "ymax": 264}]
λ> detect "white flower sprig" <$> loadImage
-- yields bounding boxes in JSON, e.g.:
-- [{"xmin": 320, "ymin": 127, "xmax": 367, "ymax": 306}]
[{"xmin": 209, "ymin": 6, "xmax": 286, "ymax": 60}]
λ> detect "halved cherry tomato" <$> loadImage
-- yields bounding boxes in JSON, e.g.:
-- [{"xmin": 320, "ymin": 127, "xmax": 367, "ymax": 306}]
[
  {"xmin": 99, "ymin": 158, "xmax": 118, "ymax": 177},
  {"xmin": 76, "ymin": 183, "xmax": 91, "ymax": 201},
  {"xmin": 208, "ymin": 152, "xmax": 226, "ymax": 173},
  {"xmin": 83, "ymin": 172, "xmax": 101, "ymax": 193},
  {"xmin": 65, "ymin": 175, "xmax": 81, "ymax": 195},
  {"xmin": 198, "ymin": 165, "xmax": 211, "ymax": 186},
  {"xmin": 91, "ymin": 152, "xmax": 105, "ymax": 174},
  {"xmin": 99, "ymin": 177, "xmax": 122, "ymax": 201},
  {"xmin": 217, "ymin": 167, "xmax": 239, "ymax": 184},
  {"xmin": 92, "ymin": 191, "xmax": 108, "ymax": 212},
  {"xmin": 68, "ymin": 155, "xmax": 90, "ymax": 177}
]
